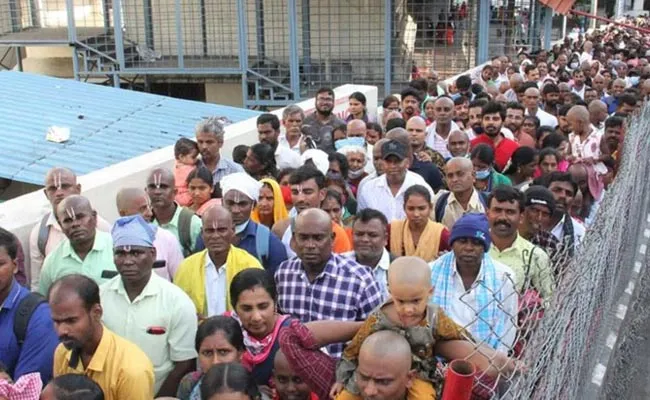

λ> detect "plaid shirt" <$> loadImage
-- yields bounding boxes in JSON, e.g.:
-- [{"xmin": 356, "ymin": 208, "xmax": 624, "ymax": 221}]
[
  {"xmin": 0, "ymin": 373, "xmax": 42, "ymax": 400},
  {"xmin": 275, "ymin": 254, "xmax": 385, "ymax": 357}
]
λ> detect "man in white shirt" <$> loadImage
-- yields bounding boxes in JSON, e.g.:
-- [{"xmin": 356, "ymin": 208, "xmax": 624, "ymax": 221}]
[
  {"xmin": 571, "ymin": 69, "xmax": 587, "ymax": 100},
  {"xmin": 430, "ymin": 213, "xmax": 518, "ymax": 353},
  {"xmin": 524, "ymin": 87, "xmax": 558, "ymax": 128},
  {"xmin": 29, "ymin": 167, "xmax": 112, "ymax": 290},
  {"xmin": 357, "ymin": 140, "xmax": 434, "ymax": 221},
  {"xmin": 257, "ymin": 113, "xmax": 302, "ymax": 169},
  {"xmin": 279, "ymin": 105, "xmax": 305, "ymax": 153},
  {"xmin": 425, "ymin": 96, "xmax": 460, "ymax": 158},
  {"xmin": 343, "ymin": 208, "xmax": 392, "ymax": 296}
]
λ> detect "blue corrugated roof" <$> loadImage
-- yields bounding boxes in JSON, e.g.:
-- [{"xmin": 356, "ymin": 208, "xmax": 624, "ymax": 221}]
[{"xmin": 0, "ymin": 71, "xmax": 260, "ymax": 185}]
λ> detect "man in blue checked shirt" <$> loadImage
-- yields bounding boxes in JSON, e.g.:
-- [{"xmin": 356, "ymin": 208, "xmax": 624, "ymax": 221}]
[{"xmin": 274, "ymin": 208, "xmax": 385, "ymax": 358}]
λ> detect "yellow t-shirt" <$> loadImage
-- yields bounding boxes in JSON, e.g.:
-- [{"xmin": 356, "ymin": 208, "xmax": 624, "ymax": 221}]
[{"xmin": 53, "ymin": 326, "xmax": 154, "ymax": 400}]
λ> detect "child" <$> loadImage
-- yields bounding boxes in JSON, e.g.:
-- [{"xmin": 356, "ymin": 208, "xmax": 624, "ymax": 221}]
[
  {"xmin": 272, "ymin": 350, "xmax": 319, "ymax": 400},
  {"xmin": 233, "ymin": 144, "xmax": 250, "ymax": 166},
  {"xmin": 174, "ymin": 138, "xmax": 199, "ymax": 207},
  {"xmin": 332, "ymin": 257, "xmax": 474, "ymax": 400}
]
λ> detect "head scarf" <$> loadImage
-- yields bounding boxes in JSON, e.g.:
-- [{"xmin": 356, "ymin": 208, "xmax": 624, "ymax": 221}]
[
  {"xmin": 112, "ymin": 214, "xmax": 156, "ymax": 248},
  {"xmin": 250, "ymin": 178, "xmax": 288, "ymax": 225},
  {"xmin": 301, "ymin": 149, "xmax": 329, "ymax": 176},
  {"xmin": 220, "ymin": 172, "xmax": 262, "ymax": 201}
]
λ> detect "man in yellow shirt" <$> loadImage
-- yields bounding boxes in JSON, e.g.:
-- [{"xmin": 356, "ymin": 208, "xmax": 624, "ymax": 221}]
[
  {"xmin": 49, "ymin": 274, "xmax": 154, "ymax": 400},
  {"xmin": 174, "ymin": 205, "xmax": 262, "ymax": 318}
]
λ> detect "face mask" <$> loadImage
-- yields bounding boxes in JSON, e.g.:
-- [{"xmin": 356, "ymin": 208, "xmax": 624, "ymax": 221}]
[
  {"xmin": 335, "ymin": 137, "xmax": 365, "ymax": 150},
  {"xmin": 570, "ymin": 62, "xmax": 580, "ymax": 70},
  {"xmin": 235, "ymin": 220, "xmax": 249, "ymax": 234},
  {"xmin": 348, "ymin": 168, "xmax": 366, "ymax": 179},
  {"xmin": 629, "ymin": 76, "xmax": 640, "ymax": 86},
  {"xmin": 476, "ymin": 169, "xmax": 491, "ymax": 180}
]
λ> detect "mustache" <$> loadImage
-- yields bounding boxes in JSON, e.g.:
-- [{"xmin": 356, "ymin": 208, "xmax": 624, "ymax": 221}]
[{"xmin": 495, "ymin": 220, "xmax": 511, "ymax": 228}]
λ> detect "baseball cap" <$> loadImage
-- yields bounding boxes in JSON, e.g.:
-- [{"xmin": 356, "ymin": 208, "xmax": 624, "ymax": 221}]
[
  {"xmin": 524, "ymin": 185, "xmax": 556, "ymax": 215},
  {"xmin": 381, "ymin": 140, "xmax": 408, "ymax": 161}
]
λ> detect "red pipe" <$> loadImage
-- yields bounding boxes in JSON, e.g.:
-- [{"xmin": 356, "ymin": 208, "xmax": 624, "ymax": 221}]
[
  {"xmin": 441, "ymin": 360, "xmax": 476, "ymax": 400},
  {"xmin": 569, "ymin": 9, "xmax": 650, "ymax": 35}
]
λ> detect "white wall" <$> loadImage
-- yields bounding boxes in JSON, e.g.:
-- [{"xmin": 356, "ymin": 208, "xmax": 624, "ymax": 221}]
[{"xmin": 0, "ymin": 84, "xmax": 377, "ymax": 274}]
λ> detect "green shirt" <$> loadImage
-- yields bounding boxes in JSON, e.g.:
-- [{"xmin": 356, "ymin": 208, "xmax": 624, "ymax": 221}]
[
  {"xmin": 488, "ymin": 234, "xmax": 554, "ymax": 299},
  {"xmin": 152, "ymin": 205, "xmax": 202, "ymax": 251},
  {"xmin": 39, "ymin": 231, "xmax": 116, "ymax": 295},
  {"xmin": 490, "ymin": 170, "xmax": 512, "ymax": 188}
]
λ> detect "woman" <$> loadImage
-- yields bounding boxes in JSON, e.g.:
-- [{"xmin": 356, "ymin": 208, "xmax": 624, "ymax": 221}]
[
  {"xmin": 321, "ymin": 189, "xmax": 354, "ymax": 242},
  {"xmin": 251, "ymin": 178, "xmax": 288, "ymax": 229},
  {"xmin": 187, "ymin": 166, "xmax": 220, "ymax": 216},
  {"xmin": 365, "ymin": 122, "xmax": 383, "ymax": 145},
  {"xmin": 536, "ymin": 147, "xmax": 561, "ymax": 176},
  {"xmin": 503, "ymin": 147, "xmax": 538, "ymax": 191},
  {"xmin": 325, "ymin": 176, "xmax": 357, "ymax": 216},
  {"xmin": 245, "ymin": 143, "xmax": 278, "ymax": 180},
  {"xmin": 422, "ymin": 97, "xmax": 436, "ymax": 125},
  {"xmin": 200, "ymin": 362, "xmax": 262, "ymax": 400},
  {"xmin": 470, "ymin": 144, "xmax": 512, "ymax": 193},
  {"xmin": 346, "ymin": 92, "xmax": 372, "ymax": 122},
  {"xmin": 381, "ymin": 95, "xmax": 400, "ymax": 126},
  {"xmin": 177, "ymin": 316, "xmax": 246, "ymax": 400},
  {"xmin": 535, "ymin": 126, "xmax": 556, "ymax": 150},
  {"xmin": 389, "ymin": 185, "xmax": 449, "ymax": 263},
  {"xmin": 540, "ymin": 133, "xmax": 570, "ymax": 172},
  {"xmin": 227, "ymin": 269, "xmax": 362, "ymax": 399},
  {"xmin": 522, "ymin": 116, "xmax": 540, "ymax": 140}
]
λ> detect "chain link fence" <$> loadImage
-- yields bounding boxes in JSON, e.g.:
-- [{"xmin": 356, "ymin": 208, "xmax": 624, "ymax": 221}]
[{"xmin": 449, "ymin": 105, "xmax": 650, "ymax": 398}]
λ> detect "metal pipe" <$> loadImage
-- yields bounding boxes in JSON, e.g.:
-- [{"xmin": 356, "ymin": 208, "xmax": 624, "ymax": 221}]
[
  {"xmin": 143, "ymin": 0, "xmax": 154, "ymax": 50},
  {"xmin": 113, "ymin": 0, "xmax": 125, "ymax": 70},
  {"xmin": 477, "ymin": 0, "xmax": 490, "ymax": 63},
  {"xmin": 441, "ymin": 360, "xmax": 475, "ymax": 400},
  {"xmin": 236, "ymin": 0, "xmax": 249, "ymax": 107},
  {"xmin": 255, "ymin": 0, "xmax": 266, "ymax": 60},
  {"xmin": 15, "ymin": 47, "xmax": 22, "ymax": 72},
  {"xmin": 384, "ymin": 0, "xmax": 392, "ymax": 96},
  {"xmin": 301, "ymin": 0, "xmax": 311, "ymax": 81},
  {"xmin": 175, "ymin": 0, "xmax": 183, "ymax": 68},
  {"xmin": 287, "ymin": 0, "xmax": 300, "ymax": 101},
  {"xmin": 569, "ymin": 9, "xmax": 650, "ymax": 34},
  {"xmin": 544, "ymin": 7, "xmax": 553, "ymax": 49}
]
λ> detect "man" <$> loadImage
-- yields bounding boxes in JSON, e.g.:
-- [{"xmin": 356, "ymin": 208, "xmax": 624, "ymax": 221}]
[
  {"xmin": 220, "ymin": 172, "xmax": 287, "ymax": 275},
  {"xmin": 39, "ymin": 195, "xmax": 116, "ymax": 295},
  {"xmin": 399, "ymin": 87, "xmax": 422, "ymax": 120},
  {"xmin": 115, "ymin": 187, "xmax": 184, "ymax": 281},
  {"xmin": 556, "ymin": 104, "xmax": 573, "ymax": 136},
  {"xmin": 486, "ymin": 186, "xmax": 553, "ymax": 299},
  {"xmin": 567, "ymin": 105, "xmax": 603, "ymax": 164},
  {"xmin": 616, "ymin": 93, "xmax": 637, "ymax": 116},
  {"xmin": 0, "ymin": 228, "xmax": 58, "ymax": 383},
  {"xmin": 603, "ymin": 78, "xmax": 626, "ymax": 114},
  {"xmin": 447, "ymin": 130, "xmax": 471, "ymax": 159},
  {"xmin": 271, "ymin": 166, "xmax": 352, "ymax": 257},
  {"xmin": 275, "ymin": 209, "xmax": 384, "ymax": 357},
  {"xmin": 257, "ymin": 113, "xmax": 302, "ymax": 169},
  {"xmin": 29, "ymin": 167, "xmax": 111, "ymax": 291},
  {"xmin": 541, "ymin": 83, "xmax": 560, "ymax": 116},
  {"xmin": 195, "ymin": 117, "xmax": 243, "ymax": 185},
  {"xmin": 146, "ymin": 168, "xmax": 202, "ymax": 257},
  {"xmin": 357, "ymin": 140, "xmax": 434, "ymax": 221},
  {"xmin": 280, "ymin": 105, "xmax": 306, "ymax": 153},
  {"xmin": 49, "ymin": 274, "xmax": 154, "ymax": 399},
  {"xmin": 425, "ymin": 96, "xmax": 461, "ymax": 158},
  {"xmin": 524, "ymin": 64, "xmax": 540, "ymax": 85},
  {"xmin": 602, "ymin": 116, "xmax": 625, "ymax": 158},
  {"xmin": 519, "ymin": 186, "xmax": 562, "ymax": 259},
  {"xmin": 470, "ymin": 101, "xmax": 519, "ymax": 171},
  {"xmin": 347, "ymin": 119, "xmax": 375, "ymax": 174},
  {"xmin": 505, "ymin": 102, "xmax": 536, "ymax": 148},
  {"xmin": 432, "ymin": 157, "xmax": 487, "ymax": 229},
  {"xmin": 584, "ymin": 87, "xmax": 598, "ymax": 105},
  {"xmin": 571, "ymin": 69, "xmax": 587, "ymax": 99},
  {"xmin": 588, "ymin": 100, "xmax": 608, "ymax": 136},
  {"xmin": 543, "ymin": 172, "xmax": 585, "ymax": 254},
  {"xmin": 592, "ymin": 74, "xmax": 607, "ymax": 99},
  {"xmin": 302, "ymin": 87, "xmax": 345, "ymax": 152},
  {"xmin": 343, "ymin": 209, "xmax": 392, "ymax": 296},
  {"xmin": 100, "ymin": 215, "xmax": 197, "ymax": 396},
  {"xmin": 524, "ymin": 87, "xmax": 558, "ymax": 128},
  {"xmin": 558, "ymin": 82, "xmax": 572, "ymax": 105},
  {"xmin": 430, "ymin": 213, "xmax": 517, "ymax": 353},
  {"xmin": 357, "ymin": 138, "xmax": 389, "ymax": 194},
  {"xmin": 355, "ymin": 331, "xmax": 414, "ymax": 400},
  {"xmin": 467, "ymin": 98, "xmax": 488, "ymax": 138},
  {"xmin": 390, "ymin": 126, "xmax": 444, "ymax": 192},
  {"xmin": 453, "ymin": 96, "xmax": 470, "ymax": 128},
  {"xmin": 504, "ymin": 73, "xmax": 523, "ymax": 102},
  {"xmin": 174, "ymin": 206, "xmax": 262, "ymax": 318},
  {"xmin": 580, "ymin": 41, "xmax": 593, "ymax": 64}
]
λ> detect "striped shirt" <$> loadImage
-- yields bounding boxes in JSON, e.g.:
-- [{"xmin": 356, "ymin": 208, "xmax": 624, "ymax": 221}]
[{"xmin": 274, "ymin": 254, "xmax": 385, "ymax": 357}]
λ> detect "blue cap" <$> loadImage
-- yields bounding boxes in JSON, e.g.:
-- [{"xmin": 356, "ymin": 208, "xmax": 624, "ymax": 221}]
[
  {"xmin": 111, "ymin": 214, "xmax": 156, "ymax": 248},
  {"xmin": 449, "ymin": 213, "xmax": 491, "ymax": 252}
]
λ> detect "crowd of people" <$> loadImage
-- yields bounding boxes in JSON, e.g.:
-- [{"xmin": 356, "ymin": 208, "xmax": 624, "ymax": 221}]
[{"xmin": 0, "ymin": 20, "xmax": 646, "ymax": 400}]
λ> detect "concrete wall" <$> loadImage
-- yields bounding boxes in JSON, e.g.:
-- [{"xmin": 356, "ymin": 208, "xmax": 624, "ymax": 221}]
[{"xmin": 0, "ymin": 84, "xmax": 377, "ymax": 275}]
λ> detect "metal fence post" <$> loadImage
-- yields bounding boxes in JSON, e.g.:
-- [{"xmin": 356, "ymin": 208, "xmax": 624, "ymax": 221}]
[
  {"xmin": 288, "ymin": 0, "xmax": 300, "ymax": 101},
  {"xmin": 544, "ymin": 7, "xmax": 553, "ymax": 49},
  {"xmin": 384, "ymin": 0, "xmax": 392, "ymax": 97},
  {"xmin": 175, "ymin": 0, "xmax": 184, "ymax": 68},
  {"xmin": 113, "ymin": 0, "xmax": 125, "ymax": 70},
  {"xmin": 301, "ymin": 0, "xmax": 312, "ymax": 84},
  {"xmin": 237, "ymin": 0, "xmax": 249, "ymax": 107},
  {"xmin": 477, "ymin": 0, "xmax": 490, "ymax": 64}
]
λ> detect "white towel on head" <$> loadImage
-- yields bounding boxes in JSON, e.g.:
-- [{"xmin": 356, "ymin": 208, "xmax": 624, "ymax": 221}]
[
  {"xmin": 220, "ymin": 172, "xmax": 262, "ymax": 200},
  {"xmin": 301, "ymin": 149, "xmax": 329, "ymax": 176}
]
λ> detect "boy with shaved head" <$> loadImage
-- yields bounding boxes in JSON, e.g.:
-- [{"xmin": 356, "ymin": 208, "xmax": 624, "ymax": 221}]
[{"xmin": 332, "ymin": 256, "xmax": 515, "ymax": 400}]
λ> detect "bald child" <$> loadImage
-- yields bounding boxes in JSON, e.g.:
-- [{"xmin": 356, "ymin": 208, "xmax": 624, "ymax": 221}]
[
  {"xmin": 272, "ymin": 350, "xmax": 317, "ymax": 400},
  {"xmin": 332, "ymin": 256, "xmax": 470, "ymax": 400}
]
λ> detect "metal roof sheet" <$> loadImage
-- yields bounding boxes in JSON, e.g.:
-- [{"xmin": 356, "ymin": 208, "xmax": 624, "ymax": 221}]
[{"xmin": 0, "ymin": 71, "xmax": 260, "ymax": 185}]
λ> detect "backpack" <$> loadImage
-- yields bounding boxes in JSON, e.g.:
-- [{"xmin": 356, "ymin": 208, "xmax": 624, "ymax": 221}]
[
  {"xmin": 13, "ymin": 293, "xmax": 46, "ymax": 346},
  {"xmin": 36, "ymin": 213, "xmax": 51, "ymax": 256},
  {"xmin": 434, "ymin": 191, "xmax": 489, "ymax": 223},
  {"xmin": 178, "ymin": 207, "xmax": 196, "ymax": 257}
]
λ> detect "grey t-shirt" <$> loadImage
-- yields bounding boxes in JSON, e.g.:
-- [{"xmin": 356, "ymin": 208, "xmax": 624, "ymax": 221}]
[{"xmin": 302, "ymin": 113, "xmax": 345, "ymax": 153}]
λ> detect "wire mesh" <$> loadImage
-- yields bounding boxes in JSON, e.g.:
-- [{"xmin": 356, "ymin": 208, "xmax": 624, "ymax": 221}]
[{"xmin": 446, "ymin": 105, "xmax": 650, "ymax": 399}]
